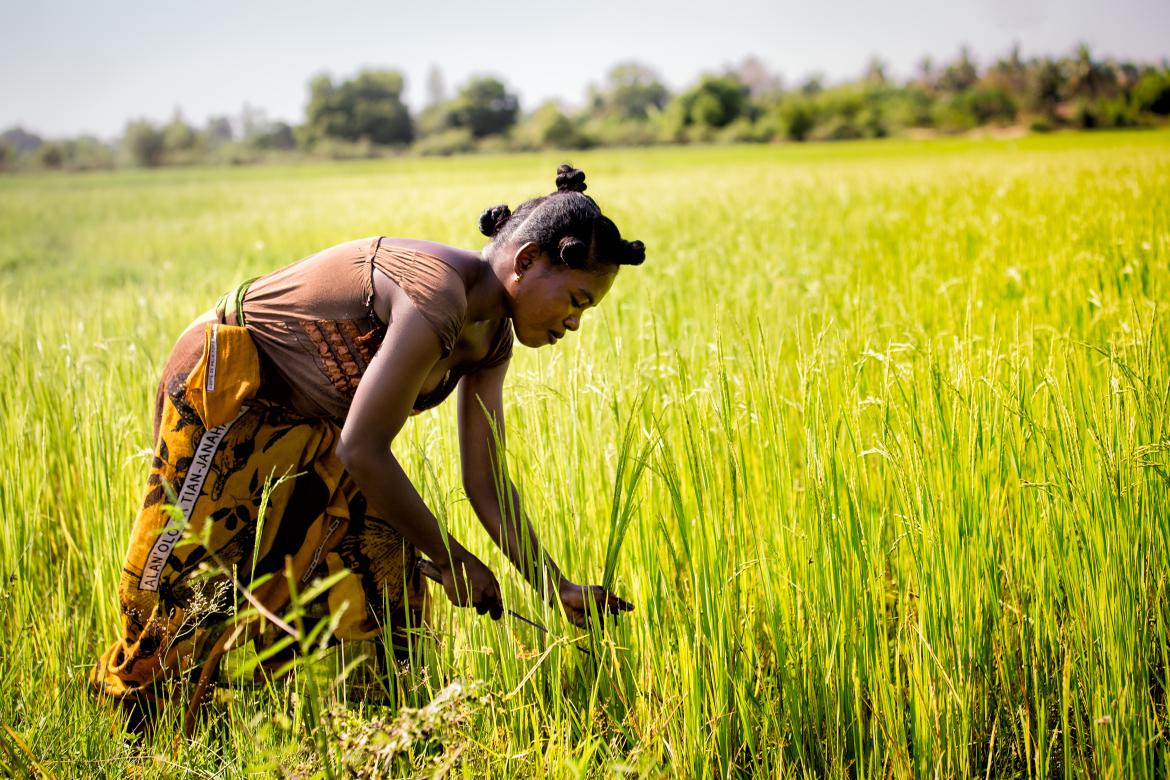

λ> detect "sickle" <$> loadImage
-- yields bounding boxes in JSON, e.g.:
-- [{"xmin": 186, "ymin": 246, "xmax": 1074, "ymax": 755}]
[{"xmin": 415, "ymin": 557, "xmax": 593, "ymax": 659}]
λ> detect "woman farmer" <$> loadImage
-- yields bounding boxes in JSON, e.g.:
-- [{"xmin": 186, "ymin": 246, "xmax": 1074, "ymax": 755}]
[{"xmin": 92, "ymin": 164, "xmax": 641, "ymax": 727}]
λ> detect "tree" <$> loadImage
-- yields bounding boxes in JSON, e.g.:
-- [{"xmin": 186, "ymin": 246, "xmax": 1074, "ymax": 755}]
[
  {"xmin": 522, "ymin": 101, "xmax": 590, "ymax": 150},
  {"xmin": 1132, "ymin": 68, "xmax": 1170, "ymax": 115},
  {"xmin": 123, "ymin": 119, "xmax": 165, "ymax": 167},
  {"xmin": 250, "ymin": 121, "xmax": 296, "ymax": 150},
  {"xmin": 36, "ymin": 142, "xmax": 65, "ymax": 169},
  {"xmin": 674, "ymin": 75, "xmax": 748, "ymax": 129},
  {"xmin": 733, "ymin": 56, "xmax": 782, "ymax": 98},
  {"xmin": 444, "ymin": 76, "xmax": 519, "ymax": 138},
  {"xmin": 162, "ymin": 109, "xmax": 198, "ymax": 156},
  {"xmin": 773, "ymin": 97, "xmax": 816, "ymax": 141},
  {"xmin": 1, "ymin": 126, "xmax": 44, "ymax": 154},
  {"xmin": 1065, "ymin": 43, "xmax": 1111, "ymax": 100},
  {"xmin": 986, "ymin": 43, "xmax": 1028, "ymax": 96},
  {"xmin": 864, "ymin": 56, "xmax": 888, "ymax": 88},
  {"xmin": 1027, "ymin": 59, "xmax": 1064, "ymax": 118},
  {"xmin": 591, "ymin": 61, "xmax": 670, "ymax": 121},
  {"xmin": 800, "ymin": 75, "xmax": 825, "ymax": 97},
  {"xmin": 938, "ymin": 46, "xmax": 979, "ymax": 93},
  {"xmin": 916, "ymin": 56, "xmax": 936, "ymax": 92},
  {"xmin": 305, "ymin": 69, "xmax": 413, "ymax": 146},
  {"xmin": 425, "ymin": 65, "xmax": 446, "ymax": 107},
  {"xmin": 205, "ymin": 115, "xmax": 233, "ymax": 146}
]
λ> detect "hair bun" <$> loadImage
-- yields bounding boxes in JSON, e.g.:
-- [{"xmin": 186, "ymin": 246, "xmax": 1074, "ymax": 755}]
[
  {"xmin": 558, "ymin": 235, "xmax": 588, "ymax": 266},
  {"xmin": 555, "ymin": 164, "xmax": 587, "ymax": 193},
  {"xmin": 622, "ymin": 239, "xmax": 646, "ymax": 266},
  {"xmin": 479, "ymin": 204, "xmax": 512, "ymax": 237}
]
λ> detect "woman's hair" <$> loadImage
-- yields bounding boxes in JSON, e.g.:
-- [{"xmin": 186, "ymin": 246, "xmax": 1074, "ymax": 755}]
[{"xmin": 478, "ymin": 164, "xmax": 645, "ymax": 273}]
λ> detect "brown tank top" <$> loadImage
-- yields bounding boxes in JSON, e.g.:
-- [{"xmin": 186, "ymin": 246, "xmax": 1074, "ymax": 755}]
[{"xmin": 241, "ymin": 236, "xmax": 512, "ymax": 422}]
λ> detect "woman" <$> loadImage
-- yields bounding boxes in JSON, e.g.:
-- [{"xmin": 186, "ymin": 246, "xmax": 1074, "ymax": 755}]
[{"xmin": 92, "ymin": 164, "xmax": 641, "ymax": 727}]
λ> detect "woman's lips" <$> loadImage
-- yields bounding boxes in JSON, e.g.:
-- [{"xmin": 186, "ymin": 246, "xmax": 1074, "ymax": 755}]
[{"xmin": 548, "ymin": 330, "xmax": 563, "ymax": 344}]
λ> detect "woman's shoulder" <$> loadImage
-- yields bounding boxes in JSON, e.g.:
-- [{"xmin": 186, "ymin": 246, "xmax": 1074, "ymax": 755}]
[
  {"xmin": 372, "ymin": 239, "xmax": 481, "ymax": 358},
  {"xmin": 375, "ymin": 239, "xmax": 481, "ymax": 284}
]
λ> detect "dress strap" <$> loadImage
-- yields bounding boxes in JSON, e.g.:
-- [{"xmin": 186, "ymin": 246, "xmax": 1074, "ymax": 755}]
[{"xmin": 215, "ymin": 276, "xmax": 259, "ymax": 326}]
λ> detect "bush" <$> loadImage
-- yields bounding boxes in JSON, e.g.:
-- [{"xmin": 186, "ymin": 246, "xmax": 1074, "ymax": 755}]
[
  {"xmin": 1074, "ymin": 97, "xmax": 1143, "ymax": 129},
  {"xmin": 1029, "ymin": 116, "xmax": 1056, "ymax": 133},
  {"xmin": 767, "ymin": 97, "xmax": 817, "ymax": 141},
  {"xmin": 122, "ymin": 120, "xmax": 165, "ymax": 167},
  {"xmin": 809, "ymin": 118, "xmax": 864, "ymax": 142},
  {"xmin": 660, "ymin": 74, "xmax": 750, "ymax": 141},
  {"xmin": 309, "ymin": 136, "xmax": 378, "ymax": 160},
  {"xmin": 413, "ymin": 128, "xmax": 476, "ymax": 156},
  {"xmin": 585, "ymin": 119, "xmax": 661, "ymax": 147},
  {"xmin": 516, "ymin": 103, "xmax": 591, "ymax": 151},
  {"xmin": 62, "ymin": 137, "xmax": 116, "ymax": 171},
  {"xmin": 35, "ymin": 142, "xmax": 65, "ymax": 169},
  {"xmin": 1132, "ymin": 70, "xmax": 1170, "ymax": 115},
  {"xmin": 716, "ymin": 117, "xmax": 766, "ymax": 143}
]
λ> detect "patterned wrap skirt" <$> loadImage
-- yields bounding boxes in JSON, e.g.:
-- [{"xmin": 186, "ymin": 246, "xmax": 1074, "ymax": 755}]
[{"xmin": 90, "ymin": 322, "xmax": 427, "ymax": 725}]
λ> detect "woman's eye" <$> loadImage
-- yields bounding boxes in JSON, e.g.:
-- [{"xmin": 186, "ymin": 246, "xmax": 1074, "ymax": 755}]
[{"xmin": 570, "ymin": 296, "xmax": 581, "ymax": 308}]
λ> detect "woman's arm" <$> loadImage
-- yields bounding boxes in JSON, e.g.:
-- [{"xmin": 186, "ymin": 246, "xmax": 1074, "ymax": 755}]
[
  {"xmin": 337, "ymin": 299, "xmax": 502, "ymax": 619},
  {"xmin": 458, "ymin": 363, "xmax": 633, "ymax": 626}
]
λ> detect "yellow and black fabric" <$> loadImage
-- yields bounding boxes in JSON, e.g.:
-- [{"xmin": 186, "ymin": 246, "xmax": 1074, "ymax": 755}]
[{"xmin": 91, "ymin": 322, "xmax": 427, "ymax": 729}]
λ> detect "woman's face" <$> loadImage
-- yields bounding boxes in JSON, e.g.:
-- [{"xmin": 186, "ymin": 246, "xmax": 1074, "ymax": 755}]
[{"xmin": 508, "ymin": 245, "xmax": 616, "ymax": 348}]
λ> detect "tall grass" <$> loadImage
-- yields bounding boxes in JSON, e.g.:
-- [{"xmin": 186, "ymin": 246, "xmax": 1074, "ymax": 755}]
[{"xmin": 0, "ymin": 132, "xmax": 1167, "ymax": 777}]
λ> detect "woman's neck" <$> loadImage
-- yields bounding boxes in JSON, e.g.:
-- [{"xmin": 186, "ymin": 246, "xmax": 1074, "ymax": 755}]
[{"xmin": 465, "ymin": 249, "xmax": 512, "ymax": 323}]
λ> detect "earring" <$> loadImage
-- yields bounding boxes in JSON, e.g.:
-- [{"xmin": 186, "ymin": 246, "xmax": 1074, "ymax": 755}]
[{"xmin": 513, "ymin": 272, "xmax": 522, "ymax": 282}]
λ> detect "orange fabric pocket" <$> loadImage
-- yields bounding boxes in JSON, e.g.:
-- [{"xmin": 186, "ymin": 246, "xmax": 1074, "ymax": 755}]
[{"xmin": 184, "ymin": 323, "xmax": 261, "ymax": 428}]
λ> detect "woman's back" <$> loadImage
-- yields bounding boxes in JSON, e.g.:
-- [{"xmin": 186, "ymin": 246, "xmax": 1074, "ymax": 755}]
[{"xmin": 234, "ymin": 237, "xmax": 511, "ymax": 421}]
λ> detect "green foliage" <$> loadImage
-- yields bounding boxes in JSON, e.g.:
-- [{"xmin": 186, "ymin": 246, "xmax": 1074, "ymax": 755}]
[
  {"xmin": 0, "ymin": 126, "xmax": 43, "ymax": 154},
  {"xmin": 582, "ymin": 118, "xmax": 661, "ymax": 148},
  {"xmin": 412, "ymin": 127, "xmax": 476, "ymax": 157},
  {"xmin": 934, "ymin": 88, "xmax": 1018, "ymax": 131},
  {"xmin": 67, "ymin": 136, "xmax": 118, "ymax": 170},
  {"xmin": 666, "ymin": 74, "xmax": 749, "ymax": 136},
  {"xmin": 162, "ymin": 112, "xmax": 199, "ymax": 154},
  {"xmin": 936, "ymin": 46, "xmax": 979, "ymax": 93},
  {"xmin": 249, "ymin": 122, "xmax": 297, "ymax": 151},
  {"xmin": 1133, "ymin": 68, "xmax": 1170, "ymax": 115},
  {"xmin": 122, "ymin": 118, "xmax": 165, "ymax": 167},
  {"xmin": 1026, "ymin": 59, "xmax": 1064, "ymax": 117},
  {"xmin": 441, "ymin": 76, "xmax": 520, "ymax": 139},
  {"xmin": 7, "ymin": 45, "xmax": 1170, "ymax": 175},
  {"xmin": 589, "ymin": 61, "xmax": 669, "ymax": 121},
  {"xmin": 515, "ymin": 102, "xmax": 592, "ymax": 151},
  {"xmin": 23, "ymin": 135, "xmax": 116, "ymax": 171},
  {"xmin": 34, "ymin": 141, "xmax": 65, "ymax": 169},
  {"xmin": 766, "ymin": 95, "xmax": 817, "ymax": 141},
  {"xmin": 305, "ymin": 69, "xmax": 413, "ymax": 147}
]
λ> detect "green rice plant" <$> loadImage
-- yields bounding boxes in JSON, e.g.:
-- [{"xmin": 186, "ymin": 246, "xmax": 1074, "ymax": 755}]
[{"xmin": 0, "ymin": 130, "xmax": 1167, "ymax": 777}]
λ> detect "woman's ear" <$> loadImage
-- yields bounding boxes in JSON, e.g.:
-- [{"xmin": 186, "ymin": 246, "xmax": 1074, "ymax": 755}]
[{"xmin": 513, "ymin": 241, "xmax": 540, "ymax": 278}]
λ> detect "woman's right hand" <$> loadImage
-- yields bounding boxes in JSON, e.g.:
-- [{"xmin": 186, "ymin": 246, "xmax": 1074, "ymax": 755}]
[{"xmin": 437, "ymin": 551, "xmax": 503, "ymax": 620}]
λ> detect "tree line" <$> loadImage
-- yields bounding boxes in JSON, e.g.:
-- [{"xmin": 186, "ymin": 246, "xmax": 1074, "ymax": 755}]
[{"xmin": 3, "ymin": 44, "xmax": 1168, "ymax": 171}]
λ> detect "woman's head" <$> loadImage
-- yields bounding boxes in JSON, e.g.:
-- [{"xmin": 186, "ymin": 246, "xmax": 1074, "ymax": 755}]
[{"xmin": 481, "ymin": 164, "xmax": 645, "ymax": 347}]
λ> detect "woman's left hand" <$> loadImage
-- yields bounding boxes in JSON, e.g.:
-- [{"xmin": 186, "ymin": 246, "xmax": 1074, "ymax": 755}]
[{"xmin": 558, "ymin": 580, "xmax": 634, "ymax": 628}]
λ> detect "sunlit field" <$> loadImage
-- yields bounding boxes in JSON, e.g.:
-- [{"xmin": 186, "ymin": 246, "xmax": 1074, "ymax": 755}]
[{"xmin": 1, "ymin": 132, "xmax": 1168, "ymax": 777}]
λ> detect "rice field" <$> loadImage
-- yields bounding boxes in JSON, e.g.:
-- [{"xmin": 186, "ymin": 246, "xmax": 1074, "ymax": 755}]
[{"xmin": 0, "ymin": 131, "xmax": 1168, "ymax": 778}]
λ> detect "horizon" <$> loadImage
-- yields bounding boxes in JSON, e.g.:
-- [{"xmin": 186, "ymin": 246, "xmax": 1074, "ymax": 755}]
[{"xmin": 3, "ymin": 0, "xmax": 1168, "ymax": 141}]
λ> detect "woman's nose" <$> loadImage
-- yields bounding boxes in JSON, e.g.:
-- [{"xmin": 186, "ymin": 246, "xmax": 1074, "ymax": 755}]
[{"xmin": 564, "ymin": 314, "xmax": 580, "ymax": 331}]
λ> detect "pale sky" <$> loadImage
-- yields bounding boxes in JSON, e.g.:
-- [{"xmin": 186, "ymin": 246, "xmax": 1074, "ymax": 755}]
[{"xmin": 2, "ymin": 0, "xmax": 1167, "ymax": 140}]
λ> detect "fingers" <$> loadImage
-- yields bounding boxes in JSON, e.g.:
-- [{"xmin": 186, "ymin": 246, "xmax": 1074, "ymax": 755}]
[
  {"xmin": 589, "ymin": 586, "xmax": 635, "ymax": 616},
  {"xmin": 562, "ymin": 586, "xmax": 635, "ymax": 629},
  {"xmin": 472, "ymin": 589, "xmax": 503, "ymax": 620}
]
